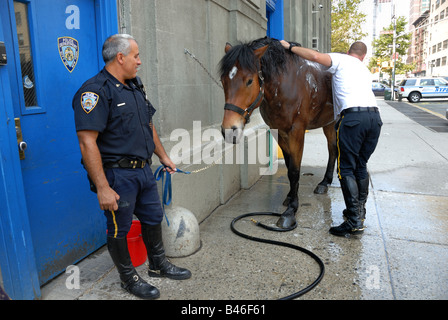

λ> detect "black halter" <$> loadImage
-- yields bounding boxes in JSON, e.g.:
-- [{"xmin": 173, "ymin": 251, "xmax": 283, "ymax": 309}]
[{"xmin": 224, "ymin": 71, "xmax": 264, "ymax": 124}]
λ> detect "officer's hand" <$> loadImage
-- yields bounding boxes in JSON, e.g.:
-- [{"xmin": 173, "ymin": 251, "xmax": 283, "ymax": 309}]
[
  {"xmin": 160, "ymin": 157, "xmax": 177, "ymax": 174},
  {"xmin": 97, "ymin": 187, "xmax": 120, "ymax": 211},
  {"xmin": 280, "ymin": 40, "xmax": 290, "ymax": 50}
]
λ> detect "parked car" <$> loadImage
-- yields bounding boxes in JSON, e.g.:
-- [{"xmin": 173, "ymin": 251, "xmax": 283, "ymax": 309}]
[
  {"xmin": 398, "ymin": 77, "xmax": 448, "ymax": 103},
  {"xmin": 372, "ymin": 82, "xmax": 388, "ymax": 96}
]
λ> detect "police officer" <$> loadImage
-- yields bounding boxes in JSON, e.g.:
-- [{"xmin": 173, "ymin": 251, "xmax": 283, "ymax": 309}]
[
  {"xmin": 280, "ymin": 40, "xmax": 382, "ymax": 237},
  {"xmin": 73, "ymin": 34, "xmax": 191, "ymax": 299}
]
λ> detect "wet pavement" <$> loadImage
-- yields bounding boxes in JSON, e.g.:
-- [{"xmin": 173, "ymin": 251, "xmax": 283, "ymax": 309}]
[{"xmin": 40, "ymin": 99, "xmax": 448, "ymax": 301}]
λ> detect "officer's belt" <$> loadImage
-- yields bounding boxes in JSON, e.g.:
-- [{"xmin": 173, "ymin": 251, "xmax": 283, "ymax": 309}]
[
  {"xmin": 104, "ymin": 158, "xmax": 152, "ymax": 169},
  {"xmin": 341, "ymin": 107, "xmax": 378, "ymax": 116}
]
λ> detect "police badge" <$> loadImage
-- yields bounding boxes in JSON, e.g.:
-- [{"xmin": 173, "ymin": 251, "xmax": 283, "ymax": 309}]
[
  {"xmin": 58, "ymin": 37, "xmax": 79, "ymax": 73},
  {"xmin": 81, "ymin": 92, "xmax": 99, "ymax": 114}
]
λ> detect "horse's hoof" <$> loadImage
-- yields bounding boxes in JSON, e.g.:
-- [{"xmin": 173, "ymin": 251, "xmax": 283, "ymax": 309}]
[
  {"xmin": 276, "ymin": 214, "xmax": 296, "ymax": 229},
  {"xmin": 313, "ymin": 184, "xmax": 328, "ymax": 194}
]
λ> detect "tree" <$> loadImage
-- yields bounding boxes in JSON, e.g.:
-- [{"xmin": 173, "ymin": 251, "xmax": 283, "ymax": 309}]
[
  {"xmin": 368, "ymin": 16, "xmax": 414, "ymax": 77},
  {"xmin": 331, "ymin": 0, "xmax": 368, "ymax": 53}
]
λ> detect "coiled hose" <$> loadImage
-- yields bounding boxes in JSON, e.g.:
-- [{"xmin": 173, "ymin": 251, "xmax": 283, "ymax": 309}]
[{"xmin": 230, "ymin": 212, "xmax": 325, "ymax": 300}]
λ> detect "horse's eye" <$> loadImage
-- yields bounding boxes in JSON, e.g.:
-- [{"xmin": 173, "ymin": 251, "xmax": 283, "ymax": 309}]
[{"xmin": 246, "ymin": 79, "xmax": 253, "ymax": 86}]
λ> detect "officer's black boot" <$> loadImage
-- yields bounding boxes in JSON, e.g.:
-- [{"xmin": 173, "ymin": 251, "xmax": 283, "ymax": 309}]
[
  {"xmin": 342, "ymin": 175, "xmax": 369, "ymax": 222},
  {"xmin": 141, "ymin": 223, "xmax": 192, "ymax": 280},
  {"xmin": 330, "ymin": 176, "xmax": 364, "ymax": 237},
  {"xmin": 107, "ymin": 236, "xmax": 160, "ymax": 299},
  {"xmin": 357, "ymin": 176, "xmax": 369, "ymax": 222}
]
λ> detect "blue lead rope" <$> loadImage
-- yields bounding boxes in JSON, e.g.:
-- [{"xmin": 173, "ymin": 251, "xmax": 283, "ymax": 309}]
[{"xmin": 154, "ymin": 165, "xmax": 190, "ymax": 226}]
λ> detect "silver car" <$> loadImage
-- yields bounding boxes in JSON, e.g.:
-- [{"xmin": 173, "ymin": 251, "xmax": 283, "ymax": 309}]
[{"xmin": 398, "ymin": 77, "xmax": 448, "ymax": 103}]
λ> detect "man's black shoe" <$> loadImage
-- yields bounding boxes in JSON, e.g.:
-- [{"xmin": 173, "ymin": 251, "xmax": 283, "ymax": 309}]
[{"xmin": 329, "ymin": 220, "xmax": 364, "ymax": 237}]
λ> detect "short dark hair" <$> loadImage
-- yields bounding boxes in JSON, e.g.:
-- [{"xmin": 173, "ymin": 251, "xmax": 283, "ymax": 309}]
[{"xmin": 348, "ymin": 41, "xmax": 367, "ymax": 56}]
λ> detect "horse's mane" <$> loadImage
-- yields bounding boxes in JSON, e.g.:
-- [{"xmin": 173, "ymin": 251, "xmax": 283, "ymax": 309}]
[{"xmin": 219, "ymin": 37, "xmax": 301, "ymax": 82}]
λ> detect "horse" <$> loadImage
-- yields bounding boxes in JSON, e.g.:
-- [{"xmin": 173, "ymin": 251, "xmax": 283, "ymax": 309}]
[{"xmin": 219, "ymin": 37, "xmax": 337, "ymax": 229}]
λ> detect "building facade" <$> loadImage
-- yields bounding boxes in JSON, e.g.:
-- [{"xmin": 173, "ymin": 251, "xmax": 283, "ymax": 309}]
[
  {"xmin": 427, "ymin": 0, "xmax": 448, "ymax": 76},
  {"xmin": 408, "ymin": 0, "xmax": 448, "ymax": 77},
  {"xmin": 0, "ymin": 0, "xmax": 331, "ymax": 299}
]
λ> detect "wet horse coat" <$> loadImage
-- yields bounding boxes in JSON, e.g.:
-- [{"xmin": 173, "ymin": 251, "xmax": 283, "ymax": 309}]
[{"xmin": 220, "ymin": 38, "xmax": 337, "ymax": 228}]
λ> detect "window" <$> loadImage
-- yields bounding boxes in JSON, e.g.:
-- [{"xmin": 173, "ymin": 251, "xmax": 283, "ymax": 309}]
[
  {"xmin": 14, "ymin": 1, "xmax": 38, "ymax": 108},
  {"xmin": 442, "ymin": 56, "xmax": 447, "ymax": 66},
  {"xmin": 403, "ymin": 79, "xmax": 417, "ymax": 86},
  {"xmin": 312, "ymin": 38, "xmax": 318, "ymax": 50},
  {"xmin": 420, "ymin": 79, "xmax": 435, "ymax": 85},
  {"xmin": 15, "ymin": 11, "xmax": 21, "ymax": 25}
]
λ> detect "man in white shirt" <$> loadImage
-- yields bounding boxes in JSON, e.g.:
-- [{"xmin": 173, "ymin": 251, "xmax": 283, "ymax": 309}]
[{"xmin": 280, "ymin": 40, "xmax": 382, "ymax": 237}]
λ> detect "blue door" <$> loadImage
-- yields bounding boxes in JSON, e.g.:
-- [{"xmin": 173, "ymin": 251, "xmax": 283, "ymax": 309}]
[
  {"xmin": 0, "ymin": 0, "xmax": 117, "ymax": 297},
  {"xmin": 266, "ymin": 0, "xmax": 284, "ymax": 39}
]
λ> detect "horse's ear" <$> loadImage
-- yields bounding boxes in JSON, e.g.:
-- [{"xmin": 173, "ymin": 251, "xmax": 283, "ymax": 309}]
[
  {"xmin": 225, "ymin": 42, "xmax": 233, "ymax": 53},
  {"xmin": 254, "ymin": 45, "xmax": 268, "ymax": 59}
]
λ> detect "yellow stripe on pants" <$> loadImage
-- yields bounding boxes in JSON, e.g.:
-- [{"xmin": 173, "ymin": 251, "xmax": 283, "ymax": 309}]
[
  {"xmin": 336, "ymin": 116, "xmax": 344, "ymax": 180},
  {"xmin": 111, "ymin": 210, "xmax": 118, "ymax": 238}
]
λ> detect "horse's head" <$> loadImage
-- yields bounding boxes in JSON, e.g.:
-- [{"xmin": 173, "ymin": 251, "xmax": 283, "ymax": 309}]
[{"xmin": 219, "ymin": 42, "xmax": 268, "ymax": 144}]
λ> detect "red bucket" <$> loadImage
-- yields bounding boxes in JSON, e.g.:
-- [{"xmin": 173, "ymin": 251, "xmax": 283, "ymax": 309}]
[{"xmin": 127, "ymin": 220, "xmax": 147, "ymax": 267}]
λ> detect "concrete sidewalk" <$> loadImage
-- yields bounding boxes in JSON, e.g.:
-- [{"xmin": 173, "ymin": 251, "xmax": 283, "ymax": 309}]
[{"xmin": 41, "ymin": 99, "xmax": 448, "ymax": 300}]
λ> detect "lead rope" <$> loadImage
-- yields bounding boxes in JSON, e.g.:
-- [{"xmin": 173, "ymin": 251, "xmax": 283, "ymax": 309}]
[{"xmin": 154, "ymin": 165, "xmax": 191, "ymax": 226}]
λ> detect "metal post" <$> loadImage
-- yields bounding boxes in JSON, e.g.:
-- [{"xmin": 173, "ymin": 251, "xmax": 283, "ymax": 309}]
[{"xmin": 391, "ymin": 0, "xmax": 397, "ymax": 101}]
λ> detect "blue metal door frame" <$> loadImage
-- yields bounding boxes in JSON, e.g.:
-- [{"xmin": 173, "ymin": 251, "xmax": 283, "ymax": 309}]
[
  {"xmin": 266, "ymin": 0, "xmax": 284, "ymax": 168},
  {"xmin": 0, "ymin": 0, "xmax": 117, "ymax": 300},
  {"xmin": 0, "ymin": 17, "xmax": 40, "ymax": 299},
  {"xmin": 266, "ymin": 0, "xmax": 284, "ymax": 39}
]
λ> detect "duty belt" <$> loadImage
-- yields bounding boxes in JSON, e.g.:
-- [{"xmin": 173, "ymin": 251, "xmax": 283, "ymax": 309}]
[
  {"xmin": 104, "ymin": 158, "xmax": 152, "ymax": 169},
  {"xmin": 341, "ymin": 107, "xmax": 378, "ymax": 115}
]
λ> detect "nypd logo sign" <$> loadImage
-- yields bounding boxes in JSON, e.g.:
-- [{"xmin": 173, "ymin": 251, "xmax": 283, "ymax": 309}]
[{"xmin": 58, "ymin": 37, "xmax": 79, "ymax": 73}]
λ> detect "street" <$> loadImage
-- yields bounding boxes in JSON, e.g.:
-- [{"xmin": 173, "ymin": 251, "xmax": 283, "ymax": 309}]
[
  {"xmin": 388, "ymin": 98, "xmax": 448, "ymax": 133},
  {"xmin": 412, "ymin": 99, "xmax": 448, "ymax": 119}
]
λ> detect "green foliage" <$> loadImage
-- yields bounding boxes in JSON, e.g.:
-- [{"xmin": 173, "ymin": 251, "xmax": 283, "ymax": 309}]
[
  {"xmin": 368, "ymin": 16, "xmax": 414, "ymax": 76},
  {"xmin": 331, "ymin": 0, "xmax": 368, "ymax": 53}
]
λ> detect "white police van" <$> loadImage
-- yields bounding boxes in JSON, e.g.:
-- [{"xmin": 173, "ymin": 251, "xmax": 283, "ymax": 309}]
[{"xmin": 398, "ymin": 77, "xmax": 448, "ymax": 103}]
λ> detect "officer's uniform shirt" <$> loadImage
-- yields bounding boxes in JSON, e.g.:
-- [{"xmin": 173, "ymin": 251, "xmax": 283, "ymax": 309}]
[
  {"xmin": 73, "ymin": 68, "xmax": 156, "ymax": 163},
  {"xmin": 327, "ymin": 53, "xmax": 378, "ymax": 118}
]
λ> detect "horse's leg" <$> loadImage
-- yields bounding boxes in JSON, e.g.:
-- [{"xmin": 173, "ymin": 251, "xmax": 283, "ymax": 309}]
[
  {"xmin": 282, "ymin": 151, "xmax": 292, "ymax": 206},
  {"xmin": 276, "ymin": 127, "xmax": 306, "ymax": 229},
  {"xmin": 277, "ymin": 136, "xmax": 292, "ymax": 206},
  {"xmin": 314, "ymin": 122, "xmax": 337, "ymax": 194}
]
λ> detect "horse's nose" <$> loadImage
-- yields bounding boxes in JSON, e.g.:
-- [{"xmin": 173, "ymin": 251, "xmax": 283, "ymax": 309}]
[
  {"xmin": 221, "ymin": 125, "xmax": 234, "ymax": 135},
  {"xmin": 221, "ymin": 126, "xmax": 242, "ymax": 144},
  {"xmin": 221, "ymin": 125, "xmax": 237, "ymax": 137}
]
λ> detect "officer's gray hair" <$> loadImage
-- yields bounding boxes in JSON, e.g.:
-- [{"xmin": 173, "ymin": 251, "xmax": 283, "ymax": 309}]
[{"xmin": 102, "ymin": 34, "xmax": 137, "ymax": 64}]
